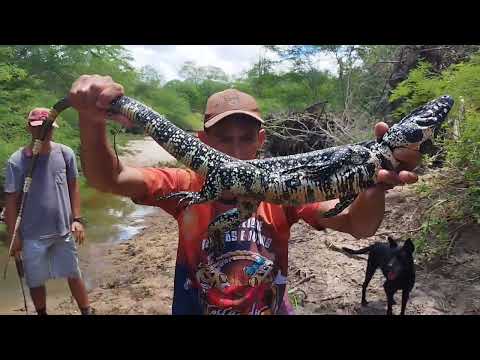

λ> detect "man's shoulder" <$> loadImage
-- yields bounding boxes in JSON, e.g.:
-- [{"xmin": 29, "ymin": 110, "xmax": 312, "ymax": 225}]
[
  {"xmin": 258, "ymin": 201, "xmax": 292, "ymax": 216},
  {"xmin": 139, "ymin": 166, "xmax": 203, "ymax": 191},
  {"xmin": 54, "ymin": 142, "xmax": 75, "ymax": 155},
  {"xmin": 176, "ymin": 168, "xmax": 203, "ymax": 186},
  {"xmin": 141, "ymin": 166, "xmax": 199, "ymax": 179},
  {"xmin": 259, "ymin": 202, "xmax": 307, "ymax": 221},
  {"xmin": 7, "ymin": 148, "xmax": 25, "ymax": 165}
]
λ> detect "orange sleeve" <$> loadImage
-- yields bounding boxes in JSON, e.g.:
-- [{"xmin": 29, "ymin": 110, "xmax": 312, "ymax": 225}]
[
  {"xmin": 285, "ymin": 203, "xmax": 325, "ymax": 231},
  {"xmin": 131, "ymin": 167, "xmax": 203, "ymax": 218}
]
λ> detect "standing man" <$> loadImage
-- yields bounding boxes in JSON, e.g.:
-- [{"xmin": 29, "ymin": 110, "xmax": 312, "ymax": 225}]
[
  {"xmin": 70, "ymin": 75, "xmax": 420, "ymax": 315},
  {"xmin": 4, "ymin": 108, "xmax": 92, "ymax": 315}
]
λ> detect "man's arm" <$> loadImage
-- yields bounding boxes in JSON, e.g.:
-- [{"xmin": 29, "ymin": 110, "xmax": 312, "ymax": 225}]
[
  {"xmin": 310, "ymin": 187, "xmax": 386, "ymax": 239},
  {"xmin": 69, "ymin": 75, "xmax": 147, "ymax": 199},
  {"xmin": 67, "ymin": 179, "xmax": 81, "ymax": 220},
  {"xmin": 67, "ymin": 178, "xmax": 86, "ymax": 244},
  {"xmin": 79, "ymin": 119, "xmax": 147, "ymax": 199}
]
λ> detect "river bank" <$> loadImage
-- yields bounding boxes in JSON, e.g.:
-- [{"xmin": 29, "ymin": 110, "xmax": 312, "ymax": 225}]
[{"xmin": 3, "ymin": 137, "xmax": 479, "ymax": 315}]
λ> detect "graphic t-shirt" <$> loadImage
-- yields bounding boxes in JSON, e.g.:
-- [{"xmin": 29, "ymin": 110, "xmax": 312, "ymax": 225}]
[{"xmin": 133, "ymin": 168, "xmax": 326, "ymax": 315}]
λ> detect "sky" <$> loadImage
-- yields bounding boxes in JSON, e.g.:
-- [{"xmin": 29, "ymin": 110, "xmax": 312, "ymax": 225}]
[{"xmin": 123, "ymin": 45, "xmax": 339, "ymax": 82}]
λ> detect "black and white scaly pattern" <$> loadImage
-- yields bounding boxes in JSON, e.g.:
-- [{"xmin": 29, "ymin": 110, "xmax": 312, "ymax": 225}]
[{"xmin": 110, "ymin": 95, "xmax": 454, "ymax": 256}]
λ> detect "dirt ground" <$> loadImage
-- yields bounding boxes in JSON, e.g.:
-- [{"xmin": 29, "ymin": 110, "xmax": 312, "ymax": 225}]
[
  {"xmin": 50, "ymin": 139, "xmax": 480, "ymax": 315},
  {"xmin": 55, "ymin": 210, "xmax": 177, "ymax": 315},
  {"xmin": 52, "ymin": 183, "xmax": 480, "ymax": 315},
  {"xmin": 287, "ymin": 185, "xmax": 480, "ymax": 315}
]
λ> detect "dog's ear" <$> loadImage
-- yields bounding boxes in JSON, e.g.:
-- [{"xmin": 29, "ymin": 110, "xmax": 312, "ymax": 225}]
[
  {"xmin": 388, "ymin": 236, "xmax": 398, "ymax": 248},
  {"xmin": 403, "ymin": 238, "xmax": 415, "ymax": 253}
]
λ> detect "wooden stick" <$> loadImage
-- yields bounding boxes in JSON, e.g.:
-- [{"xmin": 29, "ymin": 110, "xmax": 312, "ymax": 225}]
[
  {"xmin": 324, "ymin": 240, "xmax": 345, "ymax": 253},
  {"xmin": 290, "ymin": 274, "xmax": 315, "ymax": 289},
  {"xmin": 320, "ymin": 294, "xmax": 343, "ymax": 302},
  {"xmin": 305, "ymin": 295, "xmax": 343, "ymax": 304},
  {"xmin": 288, "ymin": 274, "xmax": 315, "ymax": 294}
]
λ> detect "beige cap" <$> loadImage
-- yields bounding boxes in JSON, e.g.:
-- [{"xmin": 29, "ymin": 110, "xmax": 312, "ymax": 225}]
[
  {"xmin": 203, "ymin": 89, "xmax": 264, "ymax": 129},
  {"xmin": 27, "ymin": 108, "xmax": 59, "ymax": 128}
]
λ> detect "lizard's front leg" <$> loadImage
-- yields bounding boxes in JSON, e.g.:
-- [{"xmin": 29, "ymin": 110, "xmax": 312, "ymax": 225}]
[
  {"xmin": 156, "ymin": 169, "xmax": 223, "ymax": 207},
  {"xmin": 156, "ymin": 191, "xmax": 208, "ymax": 208}
]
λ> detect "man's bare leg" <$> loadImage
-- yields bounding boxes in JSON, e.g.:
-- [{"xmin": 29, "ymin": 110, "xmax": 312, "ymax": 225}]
[
  {"xmin": 29, "ymin": 286, "xmax": 47, "ymax": 315},
  {"xmin": 68, "ymin": 277, "xmax": 92, "ymax": 315}
]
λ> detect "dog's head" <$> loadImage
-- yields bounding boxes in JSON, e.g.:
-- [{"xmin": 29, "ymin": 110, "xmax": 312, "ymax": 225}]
[
  {"xmin": 387, "ymin": 236, "xmax": 398, "ymax": 248},
  {"xmin": 386, "ymin": 238, "xmax": 415, "ymax": 281}
]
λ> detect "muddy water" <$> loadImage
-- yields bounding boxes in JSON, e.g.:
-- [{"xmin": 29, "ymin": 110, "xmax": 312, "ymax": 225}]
[{"xmin": 0, "ymin": 187, "xmax": 161, "ymax": 314}]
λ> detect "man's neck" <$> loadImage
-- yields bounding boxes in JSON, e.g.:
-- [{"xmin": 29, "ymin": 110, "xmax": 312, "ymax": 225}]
[
  {"xmin": 218, "ymin": 198, "xmax": 238, "ymax": 205},
  {"xmin": 28, "ymin": 140, "xmax": 52, "ymax": 155}
]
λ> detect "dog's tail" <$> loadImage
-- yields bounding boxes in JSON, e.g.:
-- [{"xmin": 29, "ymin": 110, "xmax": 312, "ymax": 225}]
[{"xmin": 342, "ymin": 245, "xmax": 373, "ymax": 255}]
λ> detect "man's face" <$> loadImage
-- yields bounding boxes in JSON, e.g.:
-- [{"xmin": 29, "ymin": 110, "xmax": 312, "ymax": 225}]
[
  {"xmin": 200, "ymin": 115, "xmax": 265, "ymax": 160},
  {"xmin": 27, "ymin": 125, "xmax": 53, "ymax": 141}
]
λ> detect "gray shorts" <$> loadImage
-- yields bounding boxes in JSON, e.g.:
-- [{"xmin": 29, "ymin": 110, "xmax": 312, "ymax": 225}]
[{"xmin": 22, "ymin": 233, "xmax": 82, "ymax": 288}]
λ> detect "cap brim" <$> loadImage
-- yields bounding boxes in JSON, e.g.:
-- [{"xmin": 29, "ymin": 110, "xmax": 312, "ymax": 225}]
[
  {"xmin": 29, "ymin": 120, "xmax": 59, "ymax": 128},
  {"xmin": 204, "ymin": 110, "xmax": 264, "ymax": 129}
]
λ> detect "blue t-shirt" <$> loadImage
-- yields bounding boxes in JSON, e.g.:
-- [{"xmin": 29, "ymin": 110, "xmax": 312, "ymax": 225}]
[{"xmin": 4, "ymin": 143, "xmax": 78, "ymax": 241}]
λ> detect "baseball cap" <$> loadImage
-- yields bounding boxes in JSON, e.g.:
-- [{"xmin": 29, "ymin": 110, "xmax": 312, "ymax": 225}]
[
  {"xmin": 203, "ymin": 89, "xmax": 264, "ymax": 129},
  {"xmin": 27, "ymin": 108, "xmax": 59, "ymax": 128}
]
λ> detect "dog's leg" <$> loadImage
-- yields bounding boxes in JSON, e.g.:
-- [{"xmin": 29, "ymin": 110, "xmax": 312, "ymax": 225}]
[
  {"xmin": 384, "ymin": 284, "xmax": 395, "ymax": 315},
  {"xmin": 361, "ymin": 260, "xmax": 377, "ymax": 306},
  {"xmin": 400, "ymin": 290, "xmax": 410, "ymax": 315}
]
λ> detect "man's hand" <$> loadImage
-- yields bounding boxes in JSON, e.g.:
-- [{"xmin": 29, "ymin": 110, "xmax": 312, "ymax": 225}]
[
  {"xmin": 69, "ymin": 75, "xmax": 132, "ymax": 127},
  {"xmin": 71, "ymin": 221, "xmax": 86, "ymax": 245},
  {"xmin": 374, "ymin": 122, "xmax": 421, "ymax": 188}
]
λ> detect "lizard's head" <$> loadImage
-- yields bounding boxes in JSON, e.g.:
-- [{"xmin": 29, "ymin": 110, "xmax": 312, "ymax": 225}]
[{"xmin": 382, "ymin": 95, "xmax": 454, "ymax": 153}]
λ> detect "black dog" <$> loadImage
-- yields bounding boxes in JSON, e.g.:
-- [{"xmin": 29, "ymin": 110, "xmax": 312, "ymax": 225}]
[{"xmin": 342, "ymin": 237, "xmax": 415, "ymax": 315}]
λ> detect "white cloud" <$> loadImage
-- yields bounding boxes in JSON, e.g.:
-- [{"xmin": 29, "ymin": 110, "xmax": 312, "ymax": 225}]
[{"xmin": 124, "ymin": 45, "xmax": 339, "ymax": 82}]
